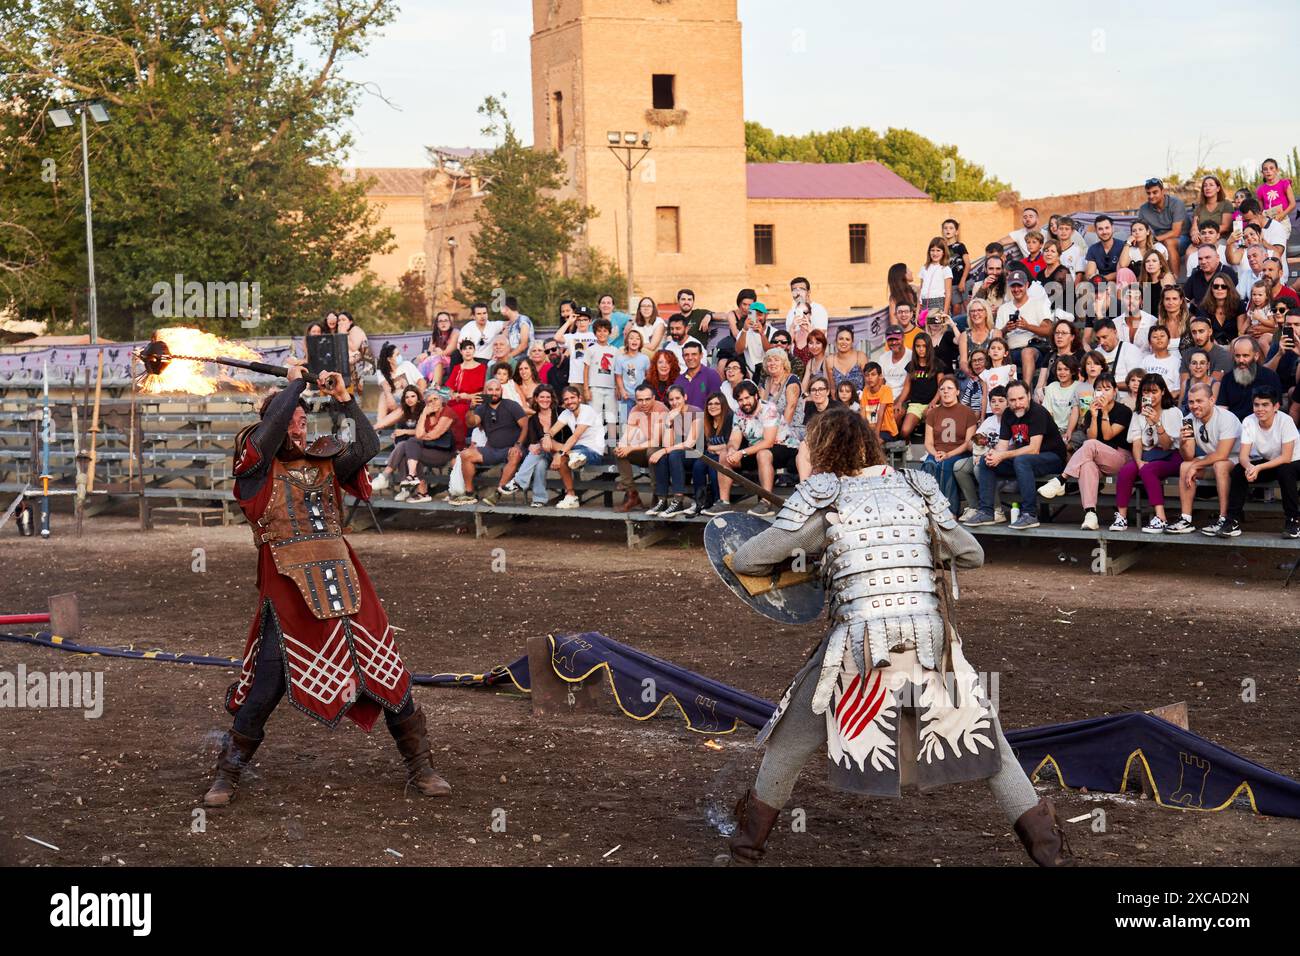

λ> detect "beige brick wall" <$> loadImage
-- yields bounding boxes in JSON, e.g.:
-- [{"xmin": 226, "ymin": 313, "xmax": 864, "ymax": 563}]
[
  {"xmin": 746, "ymin": 198, "xmax": 1014, "ymax": 315},
  {"xmin": 364, "ymin": 193, "xmax": 427, "ymax": 287}
]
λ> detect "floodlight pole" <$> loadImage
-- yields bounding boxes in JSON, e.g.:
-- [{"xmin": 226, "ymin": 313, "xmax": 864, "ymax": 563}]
[
  {"xmin": 607, "ymin": 140, "xmax": 651, "ymax": 310},
  {"xmin": 79, "ymin": 107, "xmax": 99, "ymax": 345}
]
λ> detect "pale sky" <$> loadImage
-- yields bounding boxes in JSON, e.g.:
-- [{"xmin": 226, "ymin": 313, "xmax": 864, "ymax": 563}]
[{"xmin": 338, "ymin": 0, "xmax": 1298, "ymax": 197}]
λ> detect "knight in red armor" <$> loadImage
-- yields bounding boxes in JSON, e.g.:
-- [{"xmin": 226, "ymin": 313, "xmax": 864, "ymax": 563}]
[{"xmin": 203, "ymin": 364, "xmax": 451, "ymax": 806}]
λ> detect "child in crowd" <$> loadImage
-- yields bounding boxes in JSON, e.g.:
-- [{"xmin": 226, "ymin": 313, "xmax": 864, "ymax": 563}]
[
  {"xmin": 1022, "ymin": 231, "xmax": 1046, "ymax": 278},
  {"xmin": 836, "ymin": 380, "xmax": 861, "ymax": 412},
  {"xmin": 491, "ymin": 362, "xmax": 523, "ymax": 407},
  {"xmin": 1119, "ymin": 368, "xmax": 1145, "ymax": 409},
  {"xmin": 614, "ymin": 327, "xmax": 650, "ymax": 427},
  {"xmin": 859, "ymin": 362, "xmax": 897, "ymax": 440},
  {"xmin": 582, "ymin": 316, "xmax": 619, "ymax": 437},
  {"xmin": 955, "ymin": 384, "xmax": 1009, "ymax": 522},
  {"xmin": 1042, "ymin": 355, "xmax": 1084, "ymax": 449},
  {"xmin": 979, "ymin": 338, "xmax": 1017, "ymax": 417}
]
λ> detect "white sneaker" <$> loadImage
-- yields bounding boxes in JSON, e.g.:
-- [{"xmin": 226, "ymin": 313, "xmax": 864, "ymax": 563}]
[
  {"xmin": 1037, "ymin": 477, "xmax": 1065, "ymax": 500},
  {"xmin": 408, "ymin": 493, "xmax": 432, "ymax": 504},
  {"xmin": 371, "ymin": 472, "xmax": 390, "ymax": 492},
  {"xmin": 448, "ymin": 494, "xmax": 477, "ymax": 506},
  {"xmin": 529, "ymin": 499, "xmax": 546, "ymax": 508},
  {"xmin": 958, "ymin": 507, "xmax": 979, "ymax": 523},
  {"xmin": 556, "ymin": 494, "xmax": 581, "ymax": 510},
  {"xmin": 566, "ymin": 451, "xmax": 588, "ymax": 471},
  {"xmin": 992, "ymin": 508, "xmax": 1008, "ymax": 524},
  {"xmin": 1109, "ymin": 513, "xmax": 1128, "ymax": 531},
  {"xmin": 500, "ymin": 480, "xmax": 521, "ymax": 495},
  {"xmin": 394, "ymin": 487, "xmax": 412, "ymax": 502},
  {"xmin": 1141, "ymin": 516, "xmax": 1167, "ymax": 534},
  {"xmin": 1080, "ymin": 510, "xmax": 1099, "ymax": 531}
]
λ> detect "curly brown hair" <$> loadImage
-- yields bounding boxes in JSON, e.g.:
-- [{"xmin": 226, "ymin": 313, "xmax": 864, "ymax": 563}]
[{"xmin": 804, "ymin": 405, "xmax": 884, "ymax": 476}]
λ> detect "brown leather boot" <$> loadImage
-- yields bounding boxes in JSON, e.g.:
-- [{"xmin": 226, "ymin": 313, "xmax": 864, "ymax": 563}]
[
  {"xmin": 729, "ymin": 789, "xmax": 780, "ymax": 864},
  {"xmin": 203, "ymin": 730, "xmax": 262, "ymax": 808},
  {"xmin": 1014, "ymin": 797, "xmax": 1075, "ymax": 866},
  {"xmin": 615, "ymin": 488, "xmax": 644, "ymax": 513},
  {"xmin": 388, "ymin": 704, "xmax": 452, "ymax": 797}
]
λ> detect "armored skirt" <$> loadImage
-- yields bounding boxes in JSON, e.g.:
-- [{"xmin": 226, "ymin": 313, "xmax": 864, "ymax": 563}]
[{"xmin": 735, "ymin": 467, "xmax": 1001, "ymax": 797}]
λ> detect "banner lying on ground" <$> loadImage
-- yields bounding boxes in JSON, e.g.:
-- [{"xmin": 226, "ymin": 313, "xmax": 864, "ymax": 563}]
[{"xmin": 15, "ymin": 628, "xmax": 1284, "ymax": 818}]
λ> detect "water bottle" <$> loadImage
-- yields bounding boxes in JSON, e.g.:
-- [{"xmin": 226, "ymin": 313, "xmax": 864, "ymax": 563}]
[{"xmin": 1010, "ymin": 502, "xmax": 1021, "ymax": 523}]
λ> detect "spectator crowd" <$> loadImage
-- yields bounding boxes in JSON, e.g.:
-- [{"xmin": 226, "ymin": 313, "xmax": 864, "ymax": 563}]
[{"xmin": 324, "ymin": 168, "xmax": 1300, "ymax": 540}]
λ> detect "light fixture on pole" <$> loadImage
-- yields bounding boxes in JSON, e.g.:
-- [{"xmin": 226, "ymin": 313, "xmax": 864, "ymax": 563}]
[
  {"xmin": 48, "ymin": 100, "xmax": 110, "ymax": 344},
  {"xmin": 605, "ymin": 130, "xmax": 652, "ymax": 310}
]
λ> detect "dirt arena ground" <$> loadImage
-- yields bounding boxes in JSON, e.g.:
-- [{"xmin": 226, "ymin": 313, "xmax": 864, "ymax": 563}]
[{"xmin": 3, "ymin": 512, "xmax": 1298, "ymax": 867}]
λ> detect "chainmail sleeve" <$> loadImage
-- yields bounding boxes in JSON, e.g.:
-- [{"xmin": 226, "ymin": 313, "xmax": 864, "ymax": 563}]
[
  {"xmin": 732, "ymin": 472, "xmax": 839, "ymax": 575},
  {"xmin": 731, "ymin": 511, "xmax": 830, "ymax": 576}
]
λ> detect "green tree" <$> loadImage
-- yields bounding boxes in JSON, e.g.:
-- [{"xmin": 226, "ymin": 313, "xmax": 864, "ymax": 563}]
[
  {"xmin": 458, "ymin": 95, "xmax": 619, "ymax": 324},
  {"xmin": 0, "ymin": 0, "xmax": 399, "ymax": 339},
  {"xmin": 745, "ymin": 121, "xmax": 1011, "ymax": 202}
]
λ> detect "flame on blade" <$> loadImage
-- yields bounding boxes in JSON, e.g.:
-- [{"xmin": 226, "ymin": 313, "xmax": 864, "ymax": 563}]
[{"xmin": 137, "ymin": 327, "xmax": 262, "ymax": 395}]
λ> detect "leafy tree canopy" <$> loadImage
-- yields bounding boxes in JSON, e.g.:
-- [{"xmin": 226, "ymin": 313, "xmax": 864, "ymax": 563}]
[
  {"xmin": 745, "ymin": 121, "xmax": 1011, "ymax": 203},
  {"xmin": 0, "ymin": 0, "xmax": 401, "ymax": 338}
]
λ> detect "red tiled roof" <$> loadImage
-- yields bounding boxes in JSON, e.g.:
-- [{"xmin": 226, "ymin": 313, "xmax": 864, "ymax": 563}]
[
  {"xmin": 349, "ymin": 167, "xmax": 428, "ymax": 196},
  {"xmin": 746, "ymin": 161, "xmax": 929, "ymax": 200}
]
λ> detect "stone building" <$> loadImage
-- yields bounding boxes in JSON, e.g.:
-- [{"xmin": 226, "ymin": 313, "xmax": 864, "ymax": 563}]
[{"xmin": 360, "ymin": 0, "xmax": 1095, "ymax": 320}]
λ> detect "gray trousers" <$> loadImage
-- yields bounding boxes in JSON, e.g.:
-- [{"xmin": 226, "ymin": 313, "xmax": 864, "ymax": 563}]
[
  {"xmin": 753, "ymin": 653, "xmax": 1040, "ymax": 825},
  {"xmin": 953, "ymin": 455, "xmax": 1001, "ymax": 512}
]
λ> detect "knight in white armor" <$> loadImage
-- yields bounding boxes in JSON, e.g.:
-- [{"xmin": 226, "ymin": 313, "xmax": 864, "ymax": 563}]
[{"xmin": 723, "ymin": 405, "xmax": 1073, "ymax": 866}]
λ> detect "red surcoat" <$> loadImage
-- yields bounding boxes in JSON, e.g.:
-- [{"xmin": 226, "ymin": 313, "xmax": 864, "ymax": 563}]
[{"xmin": 224, "ymin": 437, "xmax": 412, "ymax": 730}]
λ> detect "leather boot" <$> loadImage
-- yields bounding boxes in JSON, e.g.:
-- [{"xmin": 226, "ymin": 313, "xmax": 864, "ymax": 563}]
[
  {"xmin": 387, "ymin": 704, "xmax": 452, "ymax": 797},
  {"xmin": 729, "ymin": 789, "xmax": 780, "ymax": 864},
  {"xmin": 1014, "ymin": 797, "xmax": 1075, "ymax": 866},
  {"xmin": 615, "ymin": 488, "xmax": 644, "ymax": 513},
  {"xmin": 203, "ymin": 730, "xmax": 262, "ymax": 808}
]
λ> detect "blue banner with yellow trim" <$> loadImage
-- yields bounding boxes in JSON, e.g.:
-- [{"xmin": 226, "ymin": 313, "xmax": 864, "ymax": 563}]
[{"xmin": 5, "ymin": 629, "xmax": 1300, "ymax": 819}]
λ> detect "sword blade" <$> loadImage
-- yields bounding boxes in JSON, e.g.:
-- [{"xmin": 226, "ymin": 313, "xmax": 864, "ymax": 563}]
[{"xmin": 697, "ymin": 454, "xmax": 787, "ymax": 506}]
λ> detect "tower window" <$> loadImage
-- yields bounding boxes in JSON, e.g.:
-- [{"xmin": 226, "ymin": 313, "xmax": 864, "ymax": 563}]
[
  {"xmin": 656, "ymin": 206, "xmax": 680, "ymax": 254},
  {"xmin": 552, "ymin": 91, "xmax": 564, "ymax": 150},
  {"xmin": 754, "ymin": 224, "xmax": 774, "ymax": 266},
  {"xmin": 652, "ymin": 74, "xmax": 675, "ymax": 110},
  {"xmin": 849, "ymin": 223, "xmax": 869, "ymax": 264}
]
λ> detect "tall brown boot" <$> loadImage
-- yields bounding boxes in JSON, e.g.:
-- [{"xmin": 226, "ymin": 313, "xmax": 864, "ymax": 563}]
[
  {"xmin": 1014, "ymin": 797, "xmax": 1075, "ymax": 866},
  {"xmin": 203, "ymin": 730, "xmax": 262, "ymax": 808},
  {"xmin": 387, "ymin": 704, "xmax": 452, "ymax": 797},
  {"xmin": 615, "ymin": 488, "xmax": 644, "ymax": 513},
  {"xmin": 729, "ymin": 789, "xmax": 780, "ymax": 864}
]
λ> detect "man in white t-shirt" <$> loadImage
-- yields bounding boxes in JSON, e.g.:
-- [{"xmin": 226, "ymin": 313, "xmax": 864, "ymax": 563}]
[
  {"xmin": 994, "ymin": 267, "xmax": 1053, "ymax": 382},
  {"xmin": 541, "ymin": 386, "xmax": 608, "ymax": 510},
  {"xmin": 785, "ymin": 276, "xmax": 829, "ymax": 332},
  {"xmin": 881, "ymin": 327, "xmax": 912, "ymax": 394},
  {"xmin": 1093, "ymin": 320, "xmax": 1143, "ymax": 383},
  {"xmin": 556, "ymin": 305, "xmax": 598, "ymax": 385},
  {"xmin": 459, "ymin": 302, "xmax": 504, "ymax": 361},
  {"xmin": 1219, "ymin": 387, "xmax": 1299, "ymax": 538},
  {"xmin": 1166, "ymin": 382, "xmax": 1242, "ymax": 535},
  {"xmin": 1002, "ymin": 207, "xmax": 1041, "ymax": 257}
]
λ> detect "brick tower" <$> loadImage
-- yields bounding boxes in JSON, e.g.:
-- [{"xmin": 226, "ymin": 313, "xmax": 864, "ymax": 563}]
[{"xmin": 530, "ymin": 0, "xmax": 750, "ymax": 311}]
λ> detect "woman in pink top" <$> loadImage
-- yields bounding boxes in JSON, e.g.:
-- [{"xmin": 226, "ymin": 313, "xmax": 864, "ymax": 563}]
[{"xmin": 1257, "ymin": 158, "xmax": 1295, "ymax": 237}]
